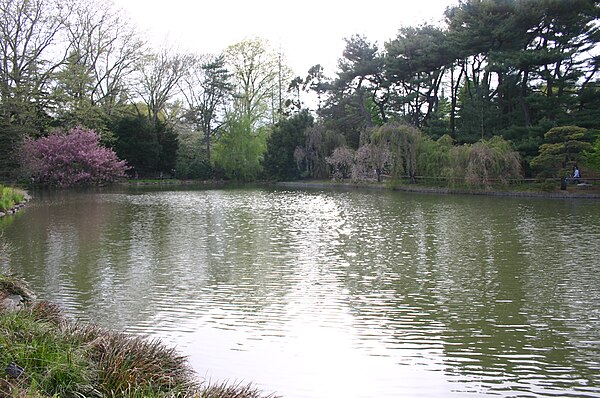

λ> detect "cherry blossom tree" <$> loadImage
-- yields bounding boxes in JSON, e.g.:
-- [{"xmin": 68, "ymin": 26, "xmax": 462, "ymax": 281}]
[{"xmin": 21, "ymin": 126, "xmax": 128, "ymax": 187}]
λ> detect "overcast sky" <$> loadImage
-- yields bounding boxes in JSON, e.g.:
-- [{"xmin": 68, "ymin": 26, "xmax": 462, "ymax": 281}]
[{"xmin": 112, "ymin": 0, "xmax": 458, "ymax": 77}]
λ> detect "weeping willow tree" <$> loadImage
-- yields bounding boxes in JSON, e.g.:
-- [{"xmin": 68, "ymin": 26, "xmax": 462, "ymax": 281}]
[
  {"xmin": 212, "ymin": 113, "xmax": 267, "ymax": 181},
  {"xmin": 363, "ymin": 122, "xmax": 521, "ymax": 187},
  {"xmin": 417, "ymin": 134, "xmax": 454, "ymax": 180},
  {"xmin": 370, "ymin": 122, "xmax": 422, "ymax": 182},
  {"xmin": 449, "ymin": 136, "xmax": 522, "ymax": 187},
  {"xmin": 353, "ymin": 143, "xmax": 391, "ymax": 182}
]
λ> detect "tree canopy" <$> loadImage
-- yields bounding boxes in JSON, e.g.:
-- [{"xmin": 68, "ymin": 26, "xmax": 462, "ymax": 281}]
[{"xmin": 0, "ymin": 0, "xmax": 598, "ymax": 184}]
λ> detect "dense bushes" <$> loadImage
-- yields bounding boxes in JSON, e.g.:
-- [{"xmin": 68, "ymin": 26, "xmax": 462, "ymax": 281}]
[{"xmin": 263, "ymin": 111, "xmax": 313, "ymax": 181}]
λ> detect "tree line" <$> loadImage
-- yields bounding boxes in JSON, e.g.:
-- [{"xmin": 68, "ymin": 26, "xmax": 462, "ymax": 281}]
[{"xmin": 2, "ymin": 0, "xmax": 599, "ymax": 186}]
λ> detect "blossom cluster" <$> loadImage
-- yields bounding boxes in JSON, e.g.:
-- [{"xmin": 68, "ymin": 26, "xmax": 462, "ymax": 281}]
[{"xmin": 21, "ymin": 127, "xmax": 129, "ymax": 187}]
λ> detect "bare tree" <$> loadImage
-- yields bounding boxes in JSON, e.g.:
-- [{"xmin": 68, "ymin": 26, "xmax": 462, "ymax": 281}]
[
  {"xmin": 63, "ymin": 0, "xmax": 144, "ymax": 115},
  {"xmin": 0, "ymin": 0, "xmax": 70, "ymax": 127},
  {"xmin": 136, "ymin": 46, "xmax": 194, "ymax": 127},
  {"xmin": 0, "ymin": 0, "xmax": 72, "ymax": 175}
]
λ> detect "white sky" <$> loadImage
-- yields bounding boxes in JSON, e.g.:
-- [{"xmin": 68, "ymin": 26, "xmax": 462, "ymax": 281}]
[{"xmin": 112, "ymin": 0, "xmax": 458, "ymax": 77}]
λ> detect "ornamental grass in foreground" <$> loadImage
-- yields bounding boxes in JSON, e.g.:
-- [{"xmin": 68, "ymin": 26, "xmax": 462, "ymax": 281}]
[{"xmin": 0, "ymin": 275, "xmax": 278, "ymax": 398}]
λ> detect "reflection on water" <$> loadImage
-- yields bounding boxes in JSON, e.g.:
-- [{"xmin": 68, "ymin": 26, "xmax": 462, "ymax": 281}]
[{"xmin": 1, "ymin": 186, "xmax": 600, "ymax": 397}]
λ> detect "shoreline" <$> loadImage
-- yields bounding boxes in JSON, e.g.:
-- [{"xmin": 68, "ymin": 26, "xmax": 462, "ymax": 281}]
[
  {"xmin": 275, "ymin": 180, "xmax": 600, "ymax": 199},
  {"xmin": 3, "ymin": 180, "xmax": 599, "ymax": 206}
]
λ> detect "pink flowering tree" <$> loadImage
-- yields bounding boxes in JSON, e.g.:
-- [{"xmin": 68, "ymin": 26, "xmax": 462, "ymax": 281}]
[{"xmin": 21, "ymin": 127, "xmax": 129, "ymax": 187}]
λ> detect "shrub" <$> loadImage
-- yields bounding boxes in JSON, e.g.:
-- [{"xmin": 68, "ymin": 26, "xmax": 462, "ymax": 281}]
[{"xmin": 21, "ymin": 127, "xmax": 128, "ymax": 187}]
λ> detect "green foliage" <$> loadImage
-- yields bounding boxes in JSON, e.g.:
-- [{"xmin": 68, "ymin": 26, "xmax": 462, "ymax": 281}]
[
  {"xmin": 52, "ymin": 52, "xmax": 110, "ymax": 134},
  {"xmin": 445, "ymin": 137, "xmax": 522, "ymax": 187},
  {"xmin": 0, "ymin": 311, "xmax": 93, "ymax": 397},
  {"xmin": 175, "ymin": 131, "xmax": 214, "ymax": 180},
  {"xmin": 156, "ymin": 123, "xmax": 179, "ymax": 174},
  {"xmin": 224, "ymin": 38, "xmax": 292, "ymax": 127},
  {"xmin": 385, "ymin": 24, "xmax": 453, "ymax": 128},
  {"xmin": 0, "ymin": 197, "xmax": 14, "ymax": 212},
  {"xmin": 0, "ymin": 186, "xmax": 23, "ymax": 212},
  {"xmin": 371, "ymin": 122, "xmax": 422, "ymax": 182},
  {"xmin": 0, "ymin": 123, "xmax": 37, "ymax": 179},
  {"xmin": 319, "ymin": 35, "xmax": 384, "ymax": 147},
  {"xmin": 540, "ymin": 179, "xmax": 558, "ymax": 192},
  {"xmin": 79, "ymin": 325, "xmax": 195, "ymax": 396},
  {"xmin": 213, "ymin": 114, "xmax": 267, "ymax": 181},
  {"xmin": 263, "ymin": 110, "xmax": 314, "ymax": 180},
  {"xmin": 0, "ymin": 0, "xmax": 597, "ymax": 185},
  {"xmin": 422, "ymin": 97, "xmax": 452, "ymax": 139},
  {"xmin": 417, "ymin": 134, "xmax": 453, "ymax": 179},
  {"xmin": 356, "ymin": 126, "xmax": 522, "ymax": 188},
  {"xmin": 112, "ymin": 115, "xmax": 161, "ymax": 176},
  {"xmin": 530, "ymin": 125, "xmax": 593, "ymax": 177},
  {"xmin": 292, "ymin": 123, "xmax": 346, "ymax": 179},
  {"xmin": 181, "ymin": 54, "xmax": 233, "ymax": 164},
  {"xmin": 583, "ymin": 132, "xmax": 600, "ymax": 173},
  {"xmin": 1, "ymin": 273, "xmax": 201, "ymax": 398},
  {"xmin": 458, "ymin": 136, "xmax": 522, "ymax": 186}
]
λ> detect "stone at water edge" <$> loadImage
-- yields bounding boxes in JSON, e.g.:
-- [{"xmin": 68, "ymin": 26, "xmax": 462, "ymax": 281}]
[{"xmin": 0, "ymin": 294, "xmax": 24, "ymax": 312}]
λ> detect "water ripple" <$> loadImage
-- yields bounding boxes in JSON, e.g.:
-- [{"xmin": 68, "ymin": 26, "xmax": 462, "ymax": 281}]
[{"xmin": 2, "ymin": 188, "xmax": 600, "ymax": 397}]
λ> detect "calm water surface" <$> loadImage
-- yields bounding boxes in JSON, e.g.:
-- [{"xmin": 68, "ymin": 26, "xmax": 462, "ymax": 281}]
[{"xmin": 1, "ymin": 186, "xmax": 599, "ymax": 397}]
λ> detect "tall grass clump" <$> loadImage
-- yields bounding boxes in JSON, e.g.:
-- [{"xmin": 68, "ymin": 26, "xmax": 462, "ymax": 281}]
[
  {"xmin": 1, "ymin": 275, "xmax": 198, "ymax": 397},
  {"xmin": 1, "ymin": 275, "xmax": 278, "ymax": 398},
  {"xmin": 201, "ymin": 381, "xmax": 280, "ymax": 398},
  {"xmin": 0, "ymin": 185, "xmax": 26, "ymax": 212},
  {"xmin": 74, "ymin": 324, "xmax": 197, "ymax": 397},
  {"xmin": 0, "ymin": 312, "xmax": 94, "ymax": 396},
  {"xmin": 0, "ymin": 274, "xmax": 34, "ymax": 301}
]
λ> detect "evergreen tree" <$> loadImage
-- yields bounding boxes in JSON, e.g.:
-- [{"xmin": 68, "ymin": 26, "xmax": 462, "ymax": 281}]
[
  {"xmin": 530, "ymin": 125, "xmax": 593, "ymax": 177},
  {"xmin": 263, "ymin": 110, "xmax": 313, "ymax": 180}
]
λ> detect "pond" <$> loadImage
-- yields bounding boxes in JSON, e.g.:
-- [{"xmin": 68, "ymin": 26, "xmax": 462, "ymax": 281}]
[{"xmin": 1, "ymin": 185, "xmax": 599, "ymax": 397}]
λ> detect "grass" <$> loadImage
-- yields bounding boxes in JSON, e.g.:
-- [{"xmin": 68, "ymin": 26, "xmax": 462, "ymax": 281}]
[
  {"xmin": 0, "ymin": 275, "xmax": 279, "ymax": 398},
  {"xmin": 0, "ymin": 185, "xmax": 26, "ymax": 212}
]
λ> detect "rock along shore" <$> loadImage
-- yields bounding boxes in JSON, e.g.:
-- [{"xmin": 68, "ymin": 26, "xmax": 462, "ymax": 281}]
[{"xmin": 0, "ymin": 192, "xmax": 31, "ymax": 218}]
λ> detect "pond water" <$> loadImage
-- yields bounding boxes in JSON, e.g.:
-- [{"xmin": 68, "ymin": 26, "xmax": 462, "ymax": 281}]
[{"xmin": 1, "ymin": 186, "xmax": 599, "ymax": 397}]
